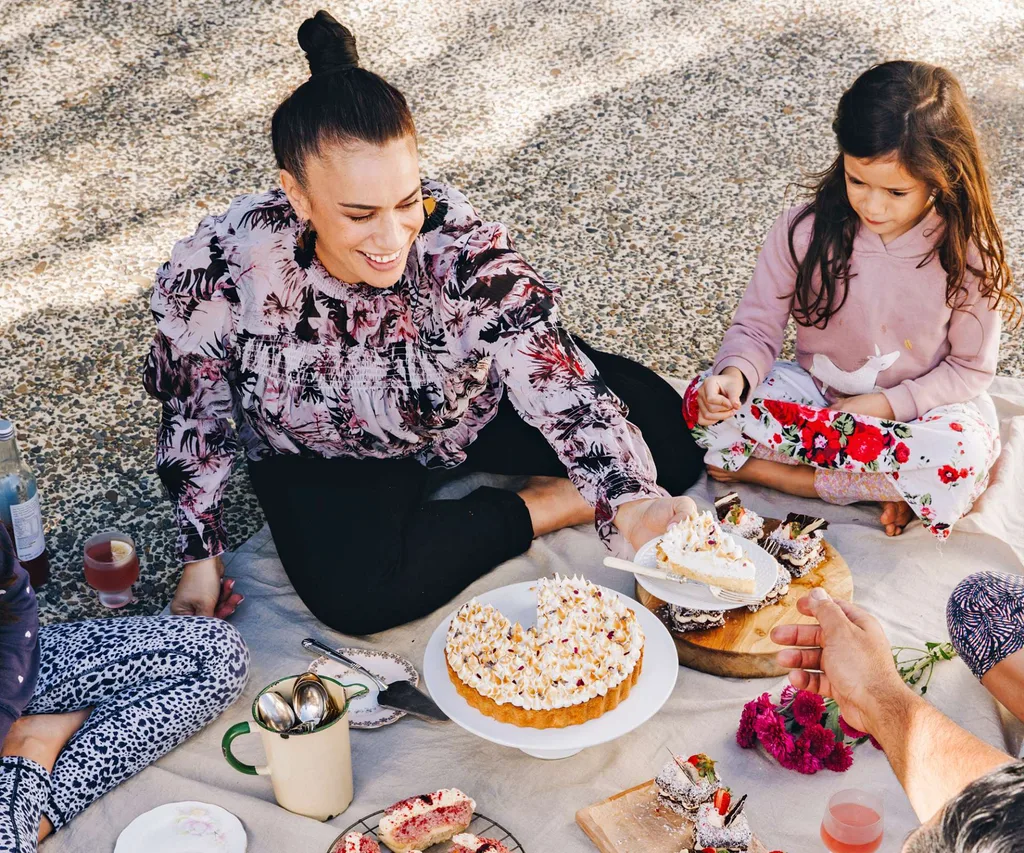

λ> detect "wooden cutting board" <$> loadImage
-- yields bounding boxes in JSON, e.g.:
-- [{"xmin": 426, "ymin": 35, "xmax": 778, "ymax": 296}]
[
  {"xmin": 635, "ymin": 519, "xmax": 853, "ymax": 678},
  {"xmin": 576, "ymin": 780, "xmax": 769, "ymax": 853}
]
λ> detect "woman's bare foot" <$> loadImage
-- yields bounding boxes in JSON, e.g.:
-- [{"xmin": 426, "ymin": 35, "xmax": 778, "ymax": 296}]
[
  {"xmin": 708, "ymin": 459, "xmax": 818, "ymax": 499},
  {"xmin": 880, "ymin": 501, "xmax": 914, "ymax": 537},
  {"xmin": 2, "ymin": 710, "xmax": 91, "ymax": 841},
  {"xmin": 518, "ymin": 476, "xmax": 594, "ymax": 538}
]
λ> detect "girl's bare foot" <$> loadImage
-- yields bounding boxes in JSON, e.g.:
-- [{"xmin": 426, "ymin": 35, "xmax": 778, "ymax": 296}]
[
  {"xmin": 880, "ymin": 500, "xmax": 914, "ymax": 537},
  {"xmin": 2, "ymin": 709, "xmax": 91, "ymax": 841},
  {"xmin": 708, "ymin": 459, "xmax": 818, "ymax": 499},
  {"xmin": 518, "ymin": 476, "xmax": 594, "ymax": 537}
]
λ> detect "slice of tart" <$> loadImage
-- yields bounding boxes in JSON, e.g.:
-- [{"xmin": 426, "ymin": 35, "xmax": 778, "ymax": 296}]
[
  {"xmin": 333, "ymin": 833, "xmax": 381, "ymax": 853},
  {"xmin": 377, "ymin": 789, "xmax": 475, "ymax": 853},
  {"xmin": 450, "ymin": 833, "xmax": 512, "ymax": 853},
  {"xmin": 715, "ymin": 493, "xmax": 766, "ymax": 541},
  {"xmin": 656, "ymin": 511, "xmax": 757, "ymax": 595}
]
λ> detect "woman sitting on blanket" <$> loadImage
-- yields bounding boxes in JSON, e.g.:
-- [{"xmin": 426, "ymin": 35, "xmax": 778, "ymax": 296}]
[
  {"xmin": 144, "ymin": 11, "xmax": 702, "ymax": 633},
  {"xmin": 683, "ymin": 61, "xmax": 1019, "ymax": 538},
  {"xmin": 0, "ymin": 527, "xmax": 250, "ymax": 851}
]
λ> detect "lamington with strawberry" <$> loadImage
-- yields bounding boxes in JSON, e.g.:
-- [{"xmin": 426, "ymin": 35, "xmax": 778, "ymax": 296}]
[{"xmin": 655, "ymin": 752, "xmax": 723, "ymax": 813}]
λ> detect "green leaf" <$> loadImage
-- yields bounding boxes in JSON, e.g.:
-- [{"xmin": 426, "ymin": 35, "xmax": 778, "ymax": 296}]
[{"xmin": 893, "ymin": 423, "xmax": 913, "ymax": 439}]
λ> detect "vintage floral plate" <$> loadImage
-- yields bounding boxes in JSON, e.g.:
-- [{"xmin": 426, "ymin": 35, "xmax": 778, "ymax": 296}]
[
  {"xmin": 114, "ymin": 801, "xmax": 246, "ymax": 852},
  {"xmin": 307, "ymin": 647, "xmax": 419, "ymax": 729}
]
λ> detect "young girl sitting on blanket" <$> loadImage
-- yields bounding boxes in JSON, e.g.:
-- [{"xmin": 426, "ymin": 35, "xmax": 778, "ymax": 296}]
[{"xmin": 682, "ymin": 60, "xmax": 1020, "ymax": 539}]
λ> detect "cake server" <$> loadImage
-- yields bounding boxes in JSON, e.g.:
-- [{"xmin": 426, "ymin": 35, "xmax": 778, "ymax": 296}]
[{"xmin": 301, "ymin": 638, "xmax": 449, "ymax": 722}]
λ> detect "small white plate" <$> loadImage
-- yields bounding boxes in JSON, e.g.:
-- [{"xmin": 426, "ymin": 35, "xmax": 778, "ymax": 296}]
[
  {"xmin": 423, "ymin": 581, "xmax": 678, "ymax": 759},
  {"xmin": 633, "ymin": 534, "xmax": 780, "ymax": 611},
  {"xmin": 307, "ymin": 647, "xmax": 419, "ymax": 729},
  {"xmin": 115, "ymin": 802, "xmax": 246, "ymax": 853}
]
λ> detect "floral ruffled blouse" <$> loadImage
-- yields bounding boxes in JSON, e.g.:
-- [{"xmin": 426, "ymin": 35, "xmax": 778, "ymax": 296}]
[{"xmin": 143, "ymin": 180, "xmax": 662, "ymax": 562}]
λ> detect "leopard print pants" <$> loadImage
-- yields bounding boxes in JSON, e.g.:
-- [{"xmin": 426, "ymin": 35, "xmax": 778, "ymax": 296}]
[{"xmin": 0, "ymin": 616, "xmax": 249, "ymax": 851}]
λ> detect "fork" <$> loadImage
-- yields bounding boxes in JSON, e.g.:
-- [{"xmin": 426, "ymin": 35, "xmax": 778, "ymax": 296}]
[{"xmin": 602, "ymin": 557, "xmax": 765, "ymax": 606}]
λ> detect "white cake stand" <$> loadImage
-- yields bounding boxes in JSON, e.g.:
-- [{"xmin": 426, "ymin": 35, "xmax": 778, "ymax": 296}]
[{"xmin": 423, "ymin": 581, "xmax": 678, "ymax": 760}]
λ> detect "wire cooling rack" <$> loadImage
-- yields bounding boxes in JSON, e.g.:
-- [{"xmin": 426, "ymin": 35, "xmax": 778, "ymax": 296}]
[{"xmin": 330, "ymin": 810, "xmax": 524, "ymax": 852}]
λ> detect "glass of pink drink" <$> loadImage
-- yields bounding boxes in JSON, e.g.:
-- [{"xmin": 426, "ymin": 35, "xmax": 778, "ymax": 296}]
[
  {"xmin": 84, "ymin": 531, "xmax": 140, "ymax": 608},
  {"xmin": 821, "ymin": 789, "xmax": 884, "ymax": 853}
]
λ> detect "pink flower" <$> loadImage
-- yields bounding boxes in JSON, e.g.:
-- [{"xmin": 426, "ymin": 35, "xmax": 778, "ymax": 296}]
[
  {"xmin": 791, "ymin": 690, "xmax": 826, "ymax": 726},
  {"xmin": 780, "ymin": 685, "xmax": 797, "ymax": 705},
  {"xmin": 793, "ymin": 748, "xmax": 823, "ymax": 774},
  {"xmin": 736, "ymin": 706, "xmax": 758, "ymax": 749},
  {"xmin": 838, "ymin": 715, "xmax": 882, "ymax": 750},
  {"xmin": 754, "ymin": 711, "xmax": 795, "ymax": 759},
  {"xmin": 823, "ymin": 741, "xmax": 854, "ymax": 772},
  {"xmin": 799, "ymin": 724, "xmax": 836, "ymax": 759},
  {"xmin": 753, "ymin": 692, "xmax": 776, "ymax": 714}
]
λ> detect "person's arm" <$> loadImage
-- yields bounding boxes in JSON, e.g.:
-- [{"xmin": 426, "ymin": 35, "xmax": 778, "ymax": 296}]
[
  {"xmin": 712, "ymin": 209, "xmax": 801, "ymax": 394},
  {"xmin": 143, "ymin": 215, "xmax": 239, "ymax": 614},
  {"xmin": 773, "ymin": 589, "xmax": 1013, "ymax": 823},
  {"xmin": 0, "ymin": 527, "xmax": 39, "ymax": 748},
  {"xmin": 882, "ymin": 278, "xmax": 1001, "ymax": 423}
]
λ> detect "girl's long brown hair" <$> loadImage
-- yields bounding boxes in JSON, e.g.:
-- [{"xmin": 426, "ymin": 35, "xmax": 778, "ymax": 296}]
[{"xmin": 789, "ymin": 61, "xmax": 1020, "ymax": 329}]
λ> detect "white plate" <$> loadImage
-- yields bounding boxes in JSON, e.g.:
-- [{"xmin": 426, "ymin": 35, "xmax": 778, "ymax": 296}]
[
  {"xmin": 633, "ymin": 534, "xmax": 780, "ymax": 611},
  {"xmin": 308, "ymin": 647, "xmax": 419, "ymax": 729},
  {"xmin": 115, "ymin": 802, "xmax": 246, "ymax": 853},
  {"xmin": 423, "ymin": 581, "xmax": 678, "ymax": 760}
]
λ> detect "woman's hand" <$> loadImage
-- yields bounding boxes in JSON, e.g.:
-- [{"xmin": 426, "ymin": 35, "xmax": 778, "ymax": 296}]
[
  {"xmin": 828, "ymin": 392, "xmax": 896, "ymax": 420},
  {"xmin": 171, "ymin": 556, "xmax": 243, "ymax": 618},
  {"xmin": 697, "ymin": 368, "xmax": 746, "ymax": 425},
  {"xmin": 613, "ymin": 496, "xmax": 698, "ymax": 552}
]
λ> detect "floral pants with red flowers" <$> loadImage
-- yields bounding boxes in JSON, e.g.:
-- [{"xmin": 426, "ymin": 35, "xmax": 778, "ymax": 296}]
[{"xmin": 683, "ymin": 362, "xmax": 1001, "ymax": 540}]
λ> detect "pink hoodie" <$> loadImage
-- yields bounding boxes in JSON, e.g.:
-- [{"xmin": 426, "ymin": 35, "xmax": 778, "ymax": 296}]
[{"xmin": 713, "ymin": 206, "xmax": 1000, "ymax": 422}]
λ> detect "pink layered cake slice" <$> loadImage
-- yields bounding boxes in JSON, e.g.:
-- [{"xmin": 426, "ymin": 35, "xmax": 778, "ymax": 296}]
[
  {"xmin": 450, "ymin": 833, "xmax": 511, "ymax": 853},
  {"xmin": 377, "ymin": 789, "xmax": 476, "ymax": 852},
  {"xmin": 333, "ymin": 832, "xmax": 381, "ymax": 853}
]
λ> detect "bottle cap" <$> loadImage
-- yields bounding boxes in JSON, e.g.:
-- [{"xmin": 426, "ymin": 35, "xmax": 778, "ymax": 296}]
[{"xmin": 0, "ymin": 419, "xmax": 13, "ymax": 441}]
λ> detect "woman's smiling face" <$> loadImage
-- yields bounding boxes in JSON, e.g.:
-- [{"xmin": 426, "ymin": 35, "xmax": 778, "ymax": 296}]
[
  {"xmin": 843, "ymin": 153, "xmax": 933, "ymax": 245},
  {"xmin": 281, "ymin": 135, "xmax": 425, "ymax": 288}
]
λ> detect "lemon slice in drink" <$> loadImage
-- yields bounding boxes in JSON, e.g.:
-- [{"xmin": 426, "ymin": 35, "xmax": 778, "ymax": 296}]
[{"xmin": 109, "ymin": 539, "xmax": 134, "ymax": 565}]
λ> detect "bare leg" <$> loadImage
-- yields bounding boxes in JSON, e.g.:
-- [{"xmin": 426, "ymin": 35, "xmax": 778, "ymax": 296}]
[
  {"xmin": 708, "ymin": 459, "xmax": 819, "ymax": 498},
  {"xmin": 980, "ymin": 649, "xmax": 1024, "ymax": 725},
  {"xmin": 517, "ymin": 476, "xmax": 595, "ymax": 537},
  {"xmin": 1, "ymin": 710, "xmax": 91, "ymax": 841}
]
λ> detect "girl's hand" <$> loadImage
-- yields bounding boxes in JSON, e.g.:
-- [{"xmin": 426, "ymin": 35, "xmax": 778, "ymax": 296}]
[
  {"xmin": 697, "ymin": 368, "xmax": 746, "ymax": 425},
  {"xmin": 828, "ymin": 393, "xmax": 896, "ymax": 420},
  {"xmin": 614, "ymin": 496, "xmax": 699, "ymax": 552},
  {"xmin": 171, "ymin": 556, "xmax": 243, "ymax": 618}
]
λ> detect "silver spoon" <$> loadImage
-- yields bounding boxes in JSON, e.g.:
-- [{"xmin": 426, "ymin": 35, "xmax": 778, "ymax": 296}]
[
  {"xmin": 256, "ymin": 690, "xmax": 297, "ymax": 732},
  {"xmin": 292, "ymin": 673, "xmax": 337, "ymax": 728}
]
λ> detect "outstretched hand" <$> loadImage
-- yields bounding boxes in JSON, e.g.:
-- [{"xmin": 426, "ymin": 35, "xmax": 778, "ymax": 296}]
[
  {"xmin": 614, "ymin": 495, "xmax": 698, "ymax": 553},
  {"xmin": 770, "ymin": 589, "xmax": 906, "ymax": 734},
  {"xmin": 696, "ymin": 369, "xmax": 746, "ymax": 425}
]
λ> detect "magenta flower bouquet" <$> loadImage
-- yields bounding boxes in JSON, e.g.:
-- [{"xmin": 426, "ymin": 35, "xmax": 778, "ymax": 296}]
[{"xmin": 737, "ymin": 642, "xmax": 956, "ymax": 774}]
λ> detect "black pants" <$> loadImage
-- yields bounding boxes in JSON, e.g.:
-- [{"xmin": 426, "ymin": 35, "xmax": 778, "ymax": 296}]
[{"xmin": 248, "ymin": 340, "xmax": 702, "ymax": 634}]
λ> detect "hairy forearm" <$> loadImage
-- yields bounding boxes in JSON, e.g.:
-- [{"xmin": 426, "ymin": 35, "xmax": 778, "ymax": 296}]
[{"xmin": 872, "ymin": 687, "xmax": 1013, "ymax": 822}]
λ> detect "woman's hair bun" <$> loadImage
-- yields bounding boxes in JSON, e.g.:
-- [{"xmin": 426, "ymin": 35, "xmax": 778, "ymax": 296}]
[{"xmin": 297, "ymin": 10, "xmax": 359, "ymax": 76}]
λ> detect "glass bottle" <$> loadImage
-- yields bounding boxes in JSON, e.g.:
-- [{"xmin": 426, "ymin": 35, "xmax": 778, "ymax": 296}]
[{"xmin": 0, "ymin": 418, "xmax": 51, "ymax": 588}]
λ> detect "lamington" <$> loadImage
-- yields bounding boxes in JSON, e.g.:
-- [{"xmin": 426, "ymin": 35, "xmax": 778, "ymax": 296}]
[
  {"xmin": 695, "ymin": 801, "xmax": 752, "ymax": 851},
  {"xmin": 746, "ymin": 566, "xmax": 791, "ymax": 612},
  {"xmin": 450, "ymin": 834, "xmax": 512, "ymax": 853},
  {"xmin": 377, "ymin": 789, "xmax": 475, "ymax": 853},
  {"xmin": 715, "ymin": 493, "xmax": 765, "ymax": 541},
  {"xmin": 766, "ymin": 513, "xmax": 829, "ymax": 577},
  {"xmin": 655, "ymin": 752, "xmax": 722, "ymax": 813},
  {"xmin": 665, "ymin": 604, "xmax": 726, "ymax": 634}
]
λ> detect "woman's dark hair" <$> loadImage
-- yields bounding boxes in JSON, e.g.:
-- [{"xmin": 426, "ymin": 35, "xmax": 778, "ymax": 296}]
[
  {"xmin": 271, "ymin": 10, "xmax": 416, "ymax": 186},
  {"xmin": 903, "ymin": 761, "xmax": 1024, "ymax": 852},
  {"xmin": 788, "ymin": 60, "xmax": 1020, "ymax": 329}
]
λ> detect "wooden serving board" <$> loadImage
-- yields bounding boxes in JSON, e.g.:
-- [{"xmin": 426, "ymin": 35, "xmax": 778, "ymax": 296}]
[
  {"xmin": 636, "ymin": 519, "xmax": 853, "ymax": 678},
  {"xmin": 576, "ymin": 780, "xmax": 769, "ymax": 853}
]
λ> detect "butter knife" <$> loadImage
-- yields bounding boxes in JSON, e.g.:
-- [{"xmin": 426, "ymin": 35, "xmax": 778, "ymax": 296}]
[{"xmin": 301, "ymin": 638, "xmax": 449, "ymax": 723}]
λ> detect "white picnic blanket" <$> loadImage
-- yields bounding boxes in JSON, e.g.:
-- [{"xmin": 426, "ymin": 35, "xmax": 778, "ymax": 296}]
[{"xmin": 44, "ymin": 376, "xmax": 1024, "ymax": 853}]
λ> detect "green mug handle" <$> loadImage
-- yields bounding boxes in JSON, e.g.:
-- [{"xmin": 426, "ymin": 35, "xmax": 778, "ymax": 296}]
[
  {"xmin": 222, "ymin": 721, "xmax": 268, "ymax": 776},
  {"xmin": 342, "ymin": 682, "xmax": 370, "ymax": 705}
]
